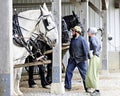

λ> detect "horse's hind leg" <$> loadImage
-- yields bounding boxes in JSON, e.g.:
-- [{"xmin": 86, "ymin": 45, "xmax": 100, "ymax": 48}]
[{"xmin": 14, "ymin": 68, "xmax": 23, "ymax": 96}]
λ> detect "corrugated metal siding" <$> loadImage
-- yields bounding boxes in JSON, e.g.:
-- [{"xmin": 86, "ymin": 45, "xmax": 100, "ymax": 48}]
[
  {"xmin": 89, "ymin": 0, "xmax": 102, "ymax": 28},
  {"xmin": 62, "ymin": 3, "xmax": 76, "ymax": 16},
  {"xmin": 88, "ymin": 0, "xmax": 120, "ymax": 51},
  {"xmin": 13, "ymin": 0, "xmax": 120, "ymax": 52},
  {"xmin": 13, "ymin": 0, "xmax": 52, "ymax": 12}
]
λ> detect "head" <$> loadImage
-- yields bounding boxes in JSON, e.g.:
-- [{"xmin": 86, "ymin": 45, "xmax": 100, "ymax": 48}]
[
  {"xmin": 62, "ymin": 19, "xmax": 71, "ymax": 43},
  {"xmin": 36, "ymin": 3, "xmax": 58, "ymax": 47},
  {"xmin": 71, "ymin": 26, "xmax": 82, "ymax": 38},
  {"xmin": 87, "ymin": 27, "xmax": 97, "ymax": 37},
  {"xmin": 62, "ymin": 11, "xmax": 85, "ymax": 36},
  {"xmin": 62, "ymin": 11, "xmax": 80, "ymax": 30}
]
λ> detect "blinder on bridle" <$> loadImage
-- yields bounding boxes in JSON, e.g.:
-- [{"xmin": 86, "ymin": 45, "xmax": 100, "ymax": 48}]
[
  {"xmin": 36, "ymin": 14, "xmax": 55, "ymax": 33},
  {"xmin": 35, "ymin": 13, "xmax": 56, "ymax": 47}
]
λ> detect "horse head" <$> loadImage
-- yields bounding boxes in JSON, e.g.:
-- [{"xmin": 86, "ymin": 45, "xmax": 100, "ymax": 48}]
[
  {"xmin": 35, "ymin": 3, "xmax": 58, "ymax": 47},
  {"xmin": 62, "ymin": 19, "xmax": 71, "ymax": 43},
  {"xmin": 62, "ymin": 11, "xmax": 85, "ymax": 36},
  {"xmin": 18, "ymin": 3, "xmax": 58, "ymax": 48}
]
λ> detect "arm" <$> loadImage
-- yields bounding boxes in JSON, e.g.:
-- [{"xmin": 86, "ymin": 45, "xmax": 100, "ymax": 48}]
[{"xmin": 82, "ymin": 39, "xmax": 89, "ymax": 60}]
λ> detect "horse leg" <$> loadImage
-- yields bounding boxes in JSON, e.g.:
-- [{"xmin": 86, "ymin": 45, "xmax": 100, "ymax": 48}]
[
  {"xmin": 13, "ymin": 69, "xmax": 18, "ymax": 96},
  {"xmin": 14, "ymin": 68, "xmax": 23, "ymax": 96},
  {"xmin": 62, "ymin": 49, "xmax": 68, "ymax": 73},
  {"xmin": 62, "ymin": 62, "xmax": 66, "ymax": 73},
  {"xmin": 38, "ymin": 65, "xmax": 49, "ymax": 88},
  {"xmin": 28, "ymin": 66, "xmax": 38, "ymax": 88},
  {"xmin": 46, "ymin": 64, "xmax": 52, "ymax": 84}
]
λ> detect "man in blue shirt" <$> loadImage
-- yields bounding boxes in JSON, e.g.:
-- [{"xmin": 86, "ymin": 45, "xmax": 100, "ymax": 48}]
[{"xmin": 64, "ymin": 26, "xmax": 89, "ymax": 92}]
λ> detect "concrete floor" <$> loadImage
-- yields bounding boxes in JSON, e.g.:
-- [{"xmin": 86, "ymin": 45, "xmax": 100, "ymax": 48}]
[{"xmin": 20, "ymin": 71, "xmax": 120, "ymax": 96}]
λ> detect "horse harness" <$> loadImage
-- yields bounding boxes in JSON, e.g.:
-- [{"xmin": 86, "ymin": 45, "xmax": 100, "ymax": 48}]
[
  {"xmin": 13, "ymin": 12, "xmax": 42, "ymax": 59},
  {"xmin": 13, "ymin": 10, "xmax": 56, "ymax": 60}
]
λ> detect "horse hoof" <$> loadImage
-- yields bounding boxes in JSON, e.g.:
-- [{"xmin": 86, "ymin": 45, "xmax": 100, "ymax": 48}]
[
  {"xmin": 43, "ymin": 85, "xmax": 51, "ymax": 89},
  {"xmin": 13, "ymin": 91, "xmax": 18, "ymax": 96},
  {"xmin": 17, "ymin": 91, "xmax": 23, "ymax": 96},
  {"xmin": 30, "ymin": 84, "xmax": 38, "ymax": 88}
]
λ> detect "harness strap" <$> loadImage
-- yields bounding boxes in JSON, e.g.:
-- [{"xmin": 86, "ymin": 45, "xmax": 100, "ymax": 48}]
[{"xmin": 13, "ymin": 13, "xmax": 35, "ymax": 58}]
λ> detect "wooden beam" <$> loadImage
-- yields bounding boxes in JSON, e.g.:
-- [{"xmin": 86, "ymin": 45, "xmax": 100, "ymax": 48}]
[
  {"xmin": 14, "ymin": 44, "xmax": 70, "ymax": 68},
  {"xmin": 13, "ymin": 2, "xmax": 74, "ymax": 9},
  {"xmin": 101, "ymin": 0, "xmax": 109, "ymax": 10},
  {"xmin": 13, "ymin": 3, "xmax": 51, "ymax": 8},
  {"xmin": 14, "ymin": 60, "xmax": 51, "ymax": 68},
  {"xmin": 115, "ymin": 0, "xmax": 120, "ymax": 8},
  {"xmin": 44, "ymin": 43, "xmax": 70, "ymax": 55},
  {"xmin": 70, "ymin": 0, "xmax": 76, "ymax": 3},
  {"xmin": 81, "ymin": 0, "xmax": 87, "ymax": 2},
  {"xmin": 88, "ymin": 1, "xmax": 103, "ymax": 18},
  {"xmin": 44, "ymin": 45, "xmax": 69, "ymax": 55}
]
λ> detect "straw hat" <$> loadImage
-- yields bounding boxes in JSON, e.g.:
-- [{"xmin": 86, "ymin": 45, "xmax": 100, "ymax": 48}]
[{"xmin": 72, "ymin": 26, "xmax": 82, "ymax": 34}]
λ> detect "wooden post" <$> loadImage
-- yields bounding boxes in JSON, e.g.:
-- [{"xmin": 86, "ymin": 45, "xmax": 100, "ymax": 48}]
[
  {"xmin": 51, "ymin": 0, "xmax": 65, "ymax": 94},
  {"xmin": 101, "ymin": 10, "xmax": 109, "ymax": 73},
  {"xmin": 0, "ymin": 0, "xmax": 13, "ymax": 96},
  {"xmin": 101, "ymin": 0, "xmax": 109, "ymax": 74},
  {"xmin": 79, "ymin": 0, "xmax": 89, "ymax": 39},
  {"xmin": 88, "ymin": 1, "xmax": 103, "ymax": 18}
]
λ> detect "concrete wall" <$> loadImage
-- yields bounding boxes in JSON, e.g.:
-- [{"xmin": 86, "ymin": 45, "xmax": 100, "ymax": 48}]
[{"xmin": 108, "ymin": 52, "xmax": 120, "ymax": 71}]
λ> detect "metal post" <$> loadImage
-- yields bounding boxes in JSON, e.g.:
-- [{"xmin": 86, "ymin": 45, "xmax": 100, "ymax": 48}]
[
  {"xmin": 51, "ymin": 0, "xmax": 65, "ymax": 94},
  {"xmin": 0, "ymin": 0, "xmax": 13, "ymax": 96}
]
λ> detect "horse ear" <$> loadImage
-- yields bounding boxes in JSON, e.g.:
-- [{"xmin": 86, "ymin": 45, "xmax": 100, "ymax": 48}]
[
  {"xmin": 40, "ymin": 5, "xmax": 43, "ymax": 16},
  {"xmin": 40, "ymin": 5, "xmax": 46, "ymax": 15},
  {"xmin": 43, "ymin": 3, "xmax": 49, "ymax": 12},
  {"xmin": 72, "ymin": 11, "xmax": 76, "ymax": 16}
]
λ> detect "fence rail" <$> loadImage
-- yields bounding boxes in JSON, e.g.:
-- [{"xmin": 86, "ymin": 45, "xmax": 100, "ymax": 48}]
[{"xmin": 14, "ymin": 44, "xmax": 69, "ymax": 68}]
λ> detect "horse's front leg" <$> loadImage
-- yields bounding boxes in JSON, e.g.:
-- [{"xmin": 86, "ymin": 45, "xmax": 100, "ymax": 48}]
[{"xmin": 14, "ymin": 68, "xmax": 23, "ymax": 96}]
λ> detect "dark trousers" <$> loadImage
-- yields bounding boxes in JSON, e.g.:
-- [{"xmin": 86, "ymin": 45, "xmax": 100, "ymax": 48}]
[{"xmin": 65, "ymin": 59, "xmax": 87, "ymax": 90}]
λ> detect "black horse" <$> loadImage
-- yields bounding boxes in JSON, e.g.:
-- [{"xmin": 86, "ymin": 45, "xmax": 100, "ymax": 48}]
[
  {"xmin": 25, "ymin": 18, "xmax": 70, "ymax": 88},
  {"xmin": 25, "ymin": 40, "xmax": 52, "ymax": 88}
]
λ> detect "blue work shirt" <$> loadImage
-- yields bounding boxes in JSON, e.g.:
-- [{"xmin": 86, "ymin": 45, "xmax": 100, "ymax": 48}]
[
  {"xmin": 69, "ymin": 35, "xmax": 89, "ymax": 63},
  {"xmin": 89, "ymin": 36, "xmax": 101, "ymax": 57}
]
